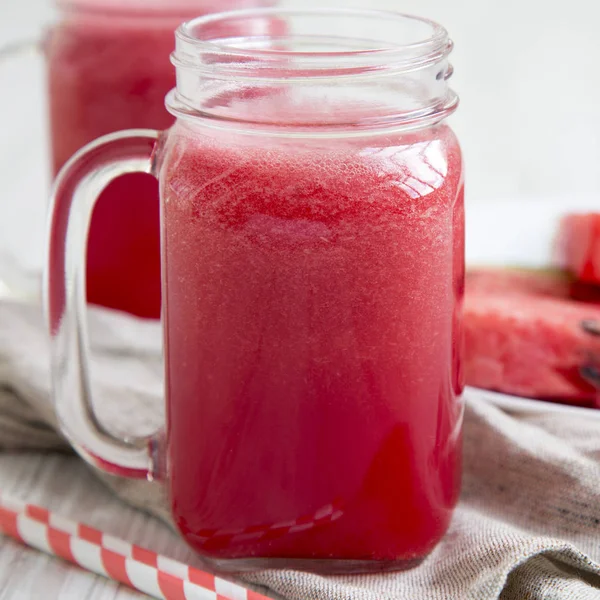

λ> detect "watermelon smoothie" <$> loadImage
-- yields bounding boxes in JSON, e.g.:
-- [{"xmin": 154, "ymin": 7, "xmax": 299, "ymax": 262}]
[
  {"xmin": 47, "ymin": 1, "xmax": 277, "ymax": 318},
  {"xmin": 160, "ymin": 119, "xmax": 465, "ymax": 563}
]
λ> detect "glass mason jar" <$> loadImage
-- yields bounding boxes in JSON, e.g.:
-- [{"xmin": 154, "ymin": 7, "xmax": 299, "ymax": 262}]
[
  {"xmin": 47, "ymin": 0, "xmax": 278, "ymax": 318},
  {"xmin": 46, "ymin": 8, "xmax": 465, "ymax": 573}
]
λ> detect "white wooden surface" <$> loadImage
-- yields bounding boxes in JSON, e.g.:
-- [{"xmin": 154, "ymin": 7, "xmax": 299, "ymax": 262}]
[{"xmin": 0, "ymin": 452, "xmax": 204, "ymax": 599}]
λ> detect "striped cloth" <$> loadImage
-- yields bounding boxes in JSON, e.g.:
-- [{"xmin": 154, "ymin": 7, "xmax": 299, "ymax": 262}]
[{"xmin": 1, "ymin": 298, "xmax": 599, "ymax": 599}]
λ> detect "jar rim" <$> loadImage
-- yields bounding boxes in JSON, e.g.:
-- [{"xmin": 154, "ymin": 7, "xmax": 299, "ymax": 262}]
[
  {"xmin": 169, "ymin": 7, "xmax": 457, "ymax": 135},
  {"xmin": 174, "ymin": 7, "xmax": 451, "ymax": 75}
]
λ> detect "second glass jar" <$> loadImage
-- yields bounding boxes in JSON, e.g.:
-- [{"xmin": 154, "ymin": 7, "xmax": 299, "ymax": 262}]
[{"xmin": 46, "ymin": 0, "xmax": 279, "ymax": 317}]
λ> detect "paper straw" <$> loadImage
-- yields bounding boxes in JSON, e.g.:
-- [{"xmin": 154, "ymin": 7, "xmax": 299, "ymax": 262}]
[{"xmin": 0, "ymin": 491, "xmax": 271, "ymax": 600}]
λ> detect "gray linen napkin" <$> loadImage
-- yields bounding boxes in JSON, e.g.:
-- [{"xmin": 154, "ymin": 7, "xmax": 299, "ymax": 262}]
[{"xmin": 1, "ymin": 298, "xmax": 599, "ymax": 600}]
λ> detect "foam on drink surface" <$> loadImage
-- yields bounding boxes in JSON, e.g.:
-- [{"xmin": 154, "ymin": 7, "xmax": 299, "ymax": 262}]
[{"xmin": 161, "ymin": 118, "xmax": 464, "ymax": 562}]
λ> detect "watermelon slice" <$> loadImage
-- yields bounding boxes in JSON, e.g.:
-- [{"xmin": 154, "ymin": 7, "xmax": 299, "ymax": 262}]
[
  {"xmin": 555, "ymin": 213, "xmax": 600, "ymax": 285},
  {"xmin": 466, "ymin": 266, "xmax": 600, "ymax": 303},
  {"xmin": 466, "ymin": 267, "xmax": 572, "ymax": 298},
  {"xmin": 465, "ymin": 267, "xmax": 600, "ymax": 407}
]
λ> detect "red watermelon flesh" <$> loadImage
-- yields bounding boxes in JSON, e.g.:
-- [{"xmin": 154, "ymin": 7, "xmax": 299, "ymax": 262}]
[
  {"xmin": 466, "ymin": 267, "xmax": 600, "ymax": 303},
  {"xmin": 466, "ymin": 267, "xmax": 573, "ymax": 297},
  {"xmin": 465, "ymin": 268, "xmax": 600, "ymax": 407},
  {"xmin": 555, "ymin": 213, "xmax": 600, "ymax": 285}
]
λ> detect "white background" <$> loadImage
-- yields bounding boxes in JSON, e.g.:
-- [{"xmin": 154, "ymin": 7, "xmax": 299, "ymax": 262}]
[{"xmin": 1, "ymin": 0, "xmax": 600, "ymax": 287}]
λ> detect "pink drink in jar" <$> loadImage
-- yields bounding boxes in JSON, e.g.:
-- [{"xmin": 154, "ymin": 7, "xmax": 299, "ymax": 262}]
[
  {"xmin": 160, "ymin": 115, "xmax": 464, "ymax": 564},
  {"xmin": 47, "ymin": 9, "xmax": 464, "ymax": 572},
  {"xmin": 46, "ymin": 0, "xmax": 279, "ymax": 318}
]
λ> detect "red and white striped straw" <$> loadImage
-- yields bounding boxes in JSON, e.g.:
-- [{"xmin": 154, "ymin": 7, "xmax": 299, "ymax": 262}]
[{"xmin": 0, "ymin": 491, "xmax": 271, "ymax": 600}]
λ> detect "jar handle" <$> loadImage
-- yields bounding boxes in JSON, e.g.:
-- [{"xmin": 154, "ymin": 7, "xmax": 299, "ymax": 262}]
[{"xmin": 45, "ymin": 129, "xmax": 162, "ymax": 480}]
